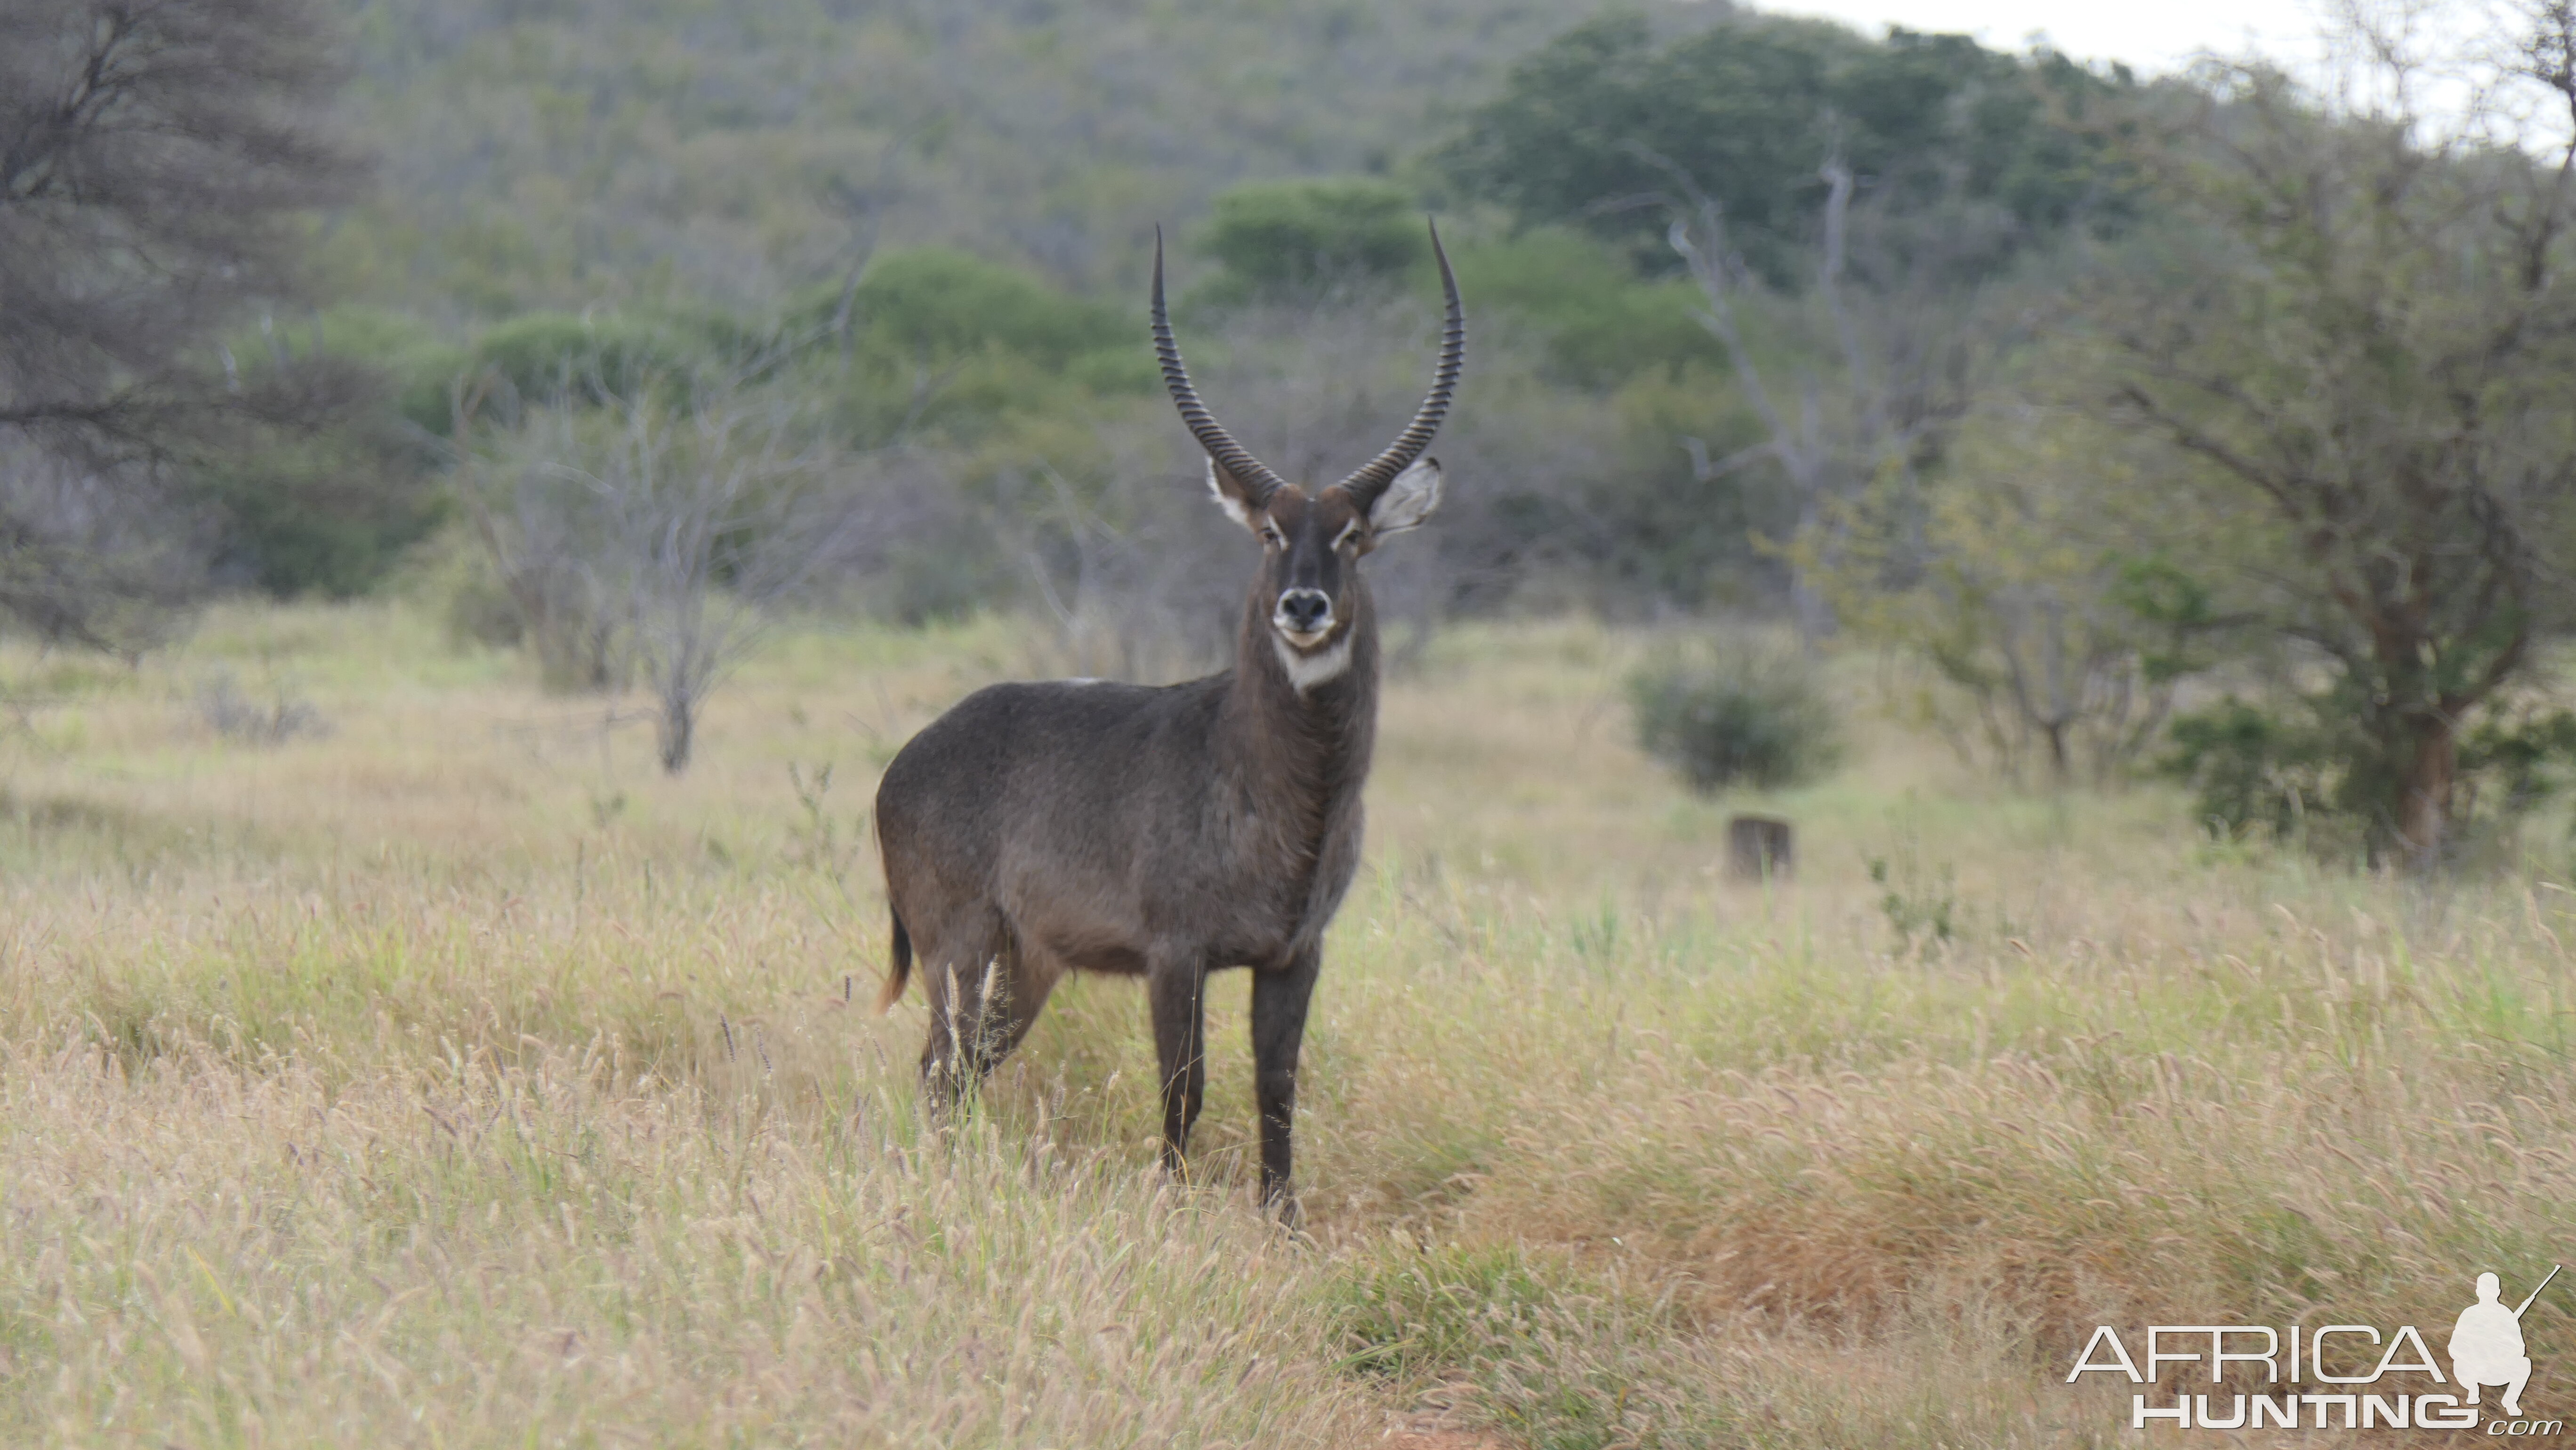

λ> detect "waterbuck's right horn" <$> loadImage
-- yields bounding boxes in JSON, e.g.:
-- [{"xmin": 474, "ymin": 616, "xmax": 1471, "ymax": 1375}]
[
  {"xmin": 1151, "ymin": 226, "xmax": 1289, "ymax": 506},
  {"xmin": 1335, "ymin": 219, "xmax": 1464, "ymax": 511}
]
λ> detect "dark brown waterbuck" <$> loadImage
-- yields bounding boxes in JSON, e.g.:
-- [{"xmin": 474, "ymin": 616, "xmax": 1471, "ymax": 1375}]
[{"xmin": 872, "ymin": 223, "xmax": 1463, "ymax": 1220}]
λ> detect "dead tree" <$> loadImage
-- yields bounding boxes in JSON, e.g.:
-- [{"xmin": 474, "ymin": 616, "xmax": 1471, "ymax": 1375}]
[{"xmin": 461, "ymin": 370, "xmax": 883, "ymax": 773}]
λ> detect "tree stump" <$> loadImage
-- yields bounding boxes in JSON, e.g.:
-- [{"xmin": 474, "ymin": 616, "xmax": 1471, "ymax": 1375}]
[{"xmin": 1727, "ymin": 814, "xmax": 1794, "ymax": 882}]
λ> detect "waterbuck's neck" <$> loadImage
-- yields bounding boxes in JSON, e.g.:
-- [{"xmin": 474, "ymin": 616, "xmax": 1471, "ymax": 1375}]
[{"xmin": 1220, "ymin": 580, "xmax": 1380, "ymax": 811}]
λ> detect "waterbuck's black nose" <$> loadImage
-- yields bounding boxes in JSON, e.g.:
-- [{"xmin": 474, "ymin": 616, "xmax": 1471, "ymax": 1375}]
[{"xmin": 1279, "ymin": 589, "xmax": 1331, "ymax": 633}]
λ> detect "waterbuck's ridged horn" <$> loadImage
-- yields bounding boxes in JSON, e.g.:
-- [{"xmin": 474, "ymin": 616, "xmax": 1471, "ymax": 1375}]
[
  {"xmin": 1336, "ymin": 219, "xmax": 1464, "ymax": 509},
  {"xmin": 1152, "ymin": 226, "xmax": 1289, "ymax": 506}
]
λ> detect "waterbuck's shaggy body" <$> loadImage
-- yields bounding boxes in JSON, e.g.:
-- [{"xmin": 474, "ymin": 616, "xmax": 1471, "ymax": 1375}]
[{"xmin": 874, "ymin": 226, "xmax": 1462, "ymax": 1218}]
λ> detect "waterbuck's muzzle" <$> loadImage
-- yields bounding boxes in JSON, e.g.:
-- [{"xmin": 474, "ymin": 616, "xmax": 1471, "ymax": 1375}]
[{"xmin": 1275, "ymin": 589, "xmax": 1332, "ymax": 643}]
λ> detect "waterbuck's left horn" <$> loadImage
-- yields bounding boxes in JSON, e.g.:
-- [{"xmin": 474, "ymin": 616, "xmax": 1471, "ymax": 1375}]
[
  {"xmin": 1151, "ymin": 226, "xmax": 1289, "ymax": 506},
  {"xmin": 1334, "ymin": 219, "xmax": 1464, "ymax": 511}
]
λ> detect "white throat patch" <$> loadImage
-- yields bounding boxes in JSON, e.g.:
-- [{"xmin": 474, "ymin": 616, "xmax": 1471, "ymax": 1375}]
[{"xmin": 1272, "ymin": 632, "xmax": 1352, "ymax": 693}]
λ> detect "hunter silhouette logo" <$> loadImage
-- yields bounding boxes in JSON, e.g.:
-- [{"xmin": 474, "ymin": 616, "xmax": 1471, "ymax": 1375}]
[
  {"xmin": 2068, "ymin": 1263, "xmax": 2567, "ymax": 1432},
  {"xmin": 2454, "ymin": 1266, "xmax": 2559, "ymax": 1418}
]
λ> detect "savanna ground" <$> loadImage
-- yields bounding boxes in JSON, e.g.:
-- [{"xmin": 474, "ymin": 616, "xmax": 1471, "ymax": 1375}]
[{"xmin": 0, "ymin": 604, "xmax": 2569, "ymax": 1448}]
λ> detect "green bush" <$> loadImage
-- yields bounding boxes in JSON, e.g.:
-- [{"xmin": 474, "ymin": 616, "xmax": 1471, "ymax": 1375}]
[
  {"xmin": 1626, "ymin": 641, "xmax": 1843, "ymax": 793},
  {"xmin": 1450, "ymin": 230, "xmax": 1720, "ymax": 387},
  {"xmin": 2161, "ymin": 693, "xmax": 2576, "ymax": 860},
  {"xmin": 194, "ymin": 451, "xmax": 446, "ymax": 599},
  {"xmin": 1201, "ymin": 177, "xmax": 1425, "ymax": 295},
  {"xmin": 243, "ymin": 306, "xmax": 471, "ymax": 437},
  {"xmin": 193, "ymin": 308, "xmax": 453, "ymax": 597},
  {"xmin": 2159, "ymin": 696, "xmax": 2333, "ymax": 841},
  {"xmin": 798, "ymin": 249, "xmax": 1127, "ymax": 366}
]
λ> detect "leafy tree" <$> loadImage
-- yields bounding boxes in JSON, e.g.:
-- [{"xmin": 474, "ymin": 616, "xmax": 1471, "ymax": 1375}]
[
  {"xmin": 1440, "ymin": 15, "xmax": 2128, "ymax": 280},
  {"xmin": 1439, "ymin": 13, "xmax": 2135, "ymax": 639},
  {"xmin": 0, "ymin": 0, "xmax": 359, "ymax": 447},
  {"xmin": 1649, "ymin": 129, "xmax": 2047, "ymax": 643},
  {"xmin": 2101, "ymin": 5, "xmax": 2576, "ymax": 865},
  {"xmin": 0, "ymin": 0, "xmax": 363, "ymax": 639},
  {"xmin": 0, "ymin": 444, "xmax": 203, "ymax": 655}
]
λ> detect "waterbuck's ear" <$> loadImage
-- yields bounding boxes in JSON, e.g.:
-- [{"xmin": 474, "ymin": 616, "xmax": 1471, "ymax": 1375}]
[
  {"xmin": 1205, "ymin": 457, "xmax": 1261, "ymax": 532},
  {"xmin": 1364, "ymin": 457, "xmax": 1443, "ymax": 538}
]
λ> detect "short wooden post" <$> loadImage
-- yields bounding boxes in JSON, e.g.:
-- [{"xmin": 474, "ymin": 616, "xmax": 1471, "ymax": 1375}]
[{"xmin": 1727, "ymin": 814, "xmax": 1794, "ymax": 882}]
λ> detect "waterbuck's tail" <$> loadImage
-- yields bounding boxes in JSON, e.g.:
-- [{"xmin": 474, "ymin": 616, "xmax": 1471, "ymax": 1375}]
[{"xmin": 877, "ymin": 910, "xmax": 914, "ymax": 1012}]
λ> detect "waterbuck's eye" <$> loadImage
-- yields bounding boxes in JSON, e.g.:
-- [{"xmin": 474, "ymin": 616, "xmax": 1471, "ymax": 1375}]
[
  {"xmin": 1331, "ymin": 521, "xmax": 1363, "ymax": 552},
  {"xmin": 1261, "ymin": 526, "xmax": 1286, "ymax": 550}
]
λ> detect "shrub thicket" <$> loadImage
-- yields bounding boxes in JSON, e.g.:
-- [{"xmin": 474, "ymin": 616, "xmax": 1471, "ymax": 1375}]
[
  {"xmin": 1626, "ymin": 641, "xmax": 1843, "ymax": 793},
  {"xmin": 1199, "ymin": 178, "xmax": 1425, "ymax": 297},
  {"xmin": 2162, "ymin": 693, "xmax": 2576, "ymax": 862}
]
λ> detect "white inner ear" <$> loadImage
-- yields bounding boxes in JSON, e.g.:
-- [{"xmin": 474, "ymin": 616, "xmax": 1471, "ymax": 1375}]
[
  {"xmin": 1206, "ymin": 458, "xmax": 1256, "ymax": 532},
  {"xmin": 1366, "ymin": 458, "xmax": 1443, "ymax": 537}
]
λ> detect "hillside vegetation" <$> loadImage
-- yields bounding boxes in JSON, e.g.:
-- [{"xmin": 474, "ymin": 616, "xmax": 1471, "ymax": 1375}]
[{"xmin": 327, "ymin": 0, "xmax": 1630, "ymax": 308}]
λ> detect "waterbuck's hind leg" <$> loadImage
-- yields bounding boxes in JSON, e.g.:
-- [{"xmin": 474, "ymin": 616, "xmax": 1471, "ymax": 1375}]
[
  {"xmin": 918, "ymin": 912, "xmax": 1038, "ymax": 1105},
  {"xmin": 1251, "ymin": 951, "xmax": 1321, "ymax": 1227},
  {"xmin": 977, "ymin": 945, "xmax": 1063, "ymax": 1077},
  {"xmin": 1147, "ymin": 955, "xmax": 1209, "ymax": 1177}
]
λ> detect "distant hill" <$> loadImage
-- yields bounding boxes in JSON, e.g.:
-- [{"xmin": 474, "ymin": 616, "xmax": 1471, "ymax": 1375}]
[{"xmin": 324, "ymin": 0, "xmax": 1657, "ymax": 314}]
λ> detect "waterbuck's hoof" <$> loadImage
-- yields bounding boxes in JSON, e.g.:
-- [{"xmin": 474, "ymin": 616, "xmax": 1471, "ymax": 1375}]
[{"xmin": 1263, "ymin": 1190, "xmax": 1305, "ymax": 1235}]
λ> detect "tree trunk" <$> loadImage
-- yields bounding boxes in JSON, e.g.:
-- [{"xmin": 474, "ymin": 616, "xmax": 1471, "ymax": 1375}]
[
  {"xmin": 659, "ymin": 688, "xmax": 695, "ymax": 775},
  {"xmin": 2395, "ymin": 715, "xmax": 2456, "ymax": 869},
  {"xmin": 1787, "ymin": 476, "xmax": 1834, "ymax": 651}
]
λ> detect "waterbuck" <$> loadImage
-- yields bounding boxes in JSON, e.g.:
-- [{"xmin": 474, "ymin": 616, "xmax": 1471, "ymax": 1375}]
[{"xmin": 872, "ymin": 223, "xmax": 1463, "ymax": 1220}]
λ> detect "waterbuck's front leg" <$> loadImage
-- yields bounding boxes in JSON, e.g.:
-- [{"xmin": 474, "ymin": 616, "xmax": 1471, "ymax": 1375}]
[
  {"xmin": 1251, "ymin": 950, "xmax": 1321, "ymax": 1226},
  {"xmin": 1148, "ymin": 958, "xmax": 1208, "ymax": 1176}
]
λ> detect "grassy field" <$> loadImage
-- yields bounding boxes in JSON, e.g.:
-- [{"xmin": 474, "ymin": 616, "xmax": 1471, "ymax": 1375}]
[{"xmin": 0, "ymin": 602, "xmax": 2570, "ymax": 1447}]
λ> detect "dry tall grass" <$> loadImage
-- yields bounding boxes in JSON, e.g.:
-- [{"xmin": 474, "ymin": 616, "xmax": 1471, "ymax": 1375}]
[{"xmin": 0, "ymin": 603, "xmax": 2569, "ymax": 1446}]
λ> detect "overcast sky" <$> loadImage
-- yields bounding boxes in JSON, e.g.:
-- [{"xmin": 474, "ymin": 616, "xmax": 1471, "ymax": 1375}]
[{"xmin": 1766, "ymin": 0, "xmax": 2326, "ymax": 73}]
